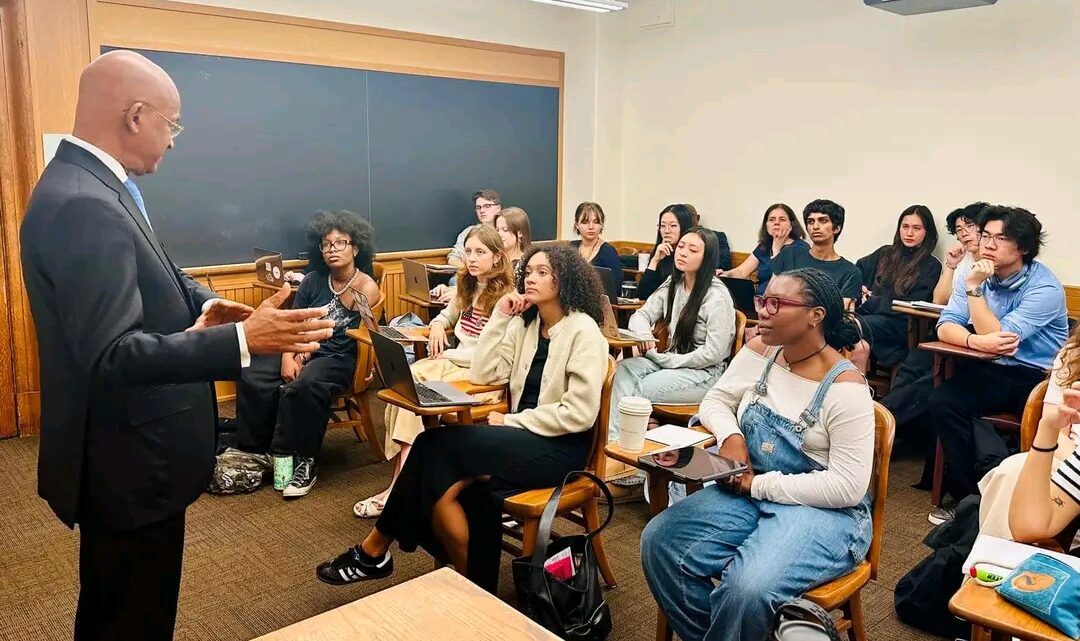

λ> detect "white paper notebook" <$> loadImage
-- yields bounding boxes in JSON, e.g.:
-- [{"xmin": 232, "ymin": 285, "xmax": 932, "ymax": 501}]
[
  {"xmin": 644, "ymin": 425, "xmax": 712, "ymax": 449},
  {"xmin": 962, "ymin": 534, "xmax": 1080, "ymax": 575}
]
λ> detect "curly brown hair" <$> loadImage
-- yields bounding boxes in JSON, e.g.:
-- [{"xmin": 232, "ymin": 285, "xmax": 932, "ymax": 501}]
[
  {"xmin": 1054, "ymin": 324, "xmax": 1080, "ymax": 389},
  {"xmin": 455, "ymin": 225, "xmax": 515, "ymax": 316},
  {"xmin": 517, "ymin": 243, "xmax": 606, "ymax": 326}
]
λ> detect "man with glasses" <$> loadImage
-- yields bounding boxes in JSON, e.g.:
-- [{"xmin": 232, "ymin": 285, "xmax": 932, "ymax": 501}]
[
  {"xmin": 927, "ymin": 205, "xmax": 1068, "ymax": 524},
  {"xmin": 447, "ymin": 188, "xmax": 501, "ymax": 268},
  {"xmin": 932, "ymin": 202, "xmax": 988, "ymax": 304},
  {"xmin": 20, "ymin": 50, "xmax": 334, "ymax": 641}
]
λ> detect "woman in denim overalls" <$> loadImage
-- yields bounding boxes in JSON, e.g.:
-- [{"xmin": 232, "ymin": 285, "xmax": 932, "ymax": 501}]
[{"xmin": 641, "ymin": 268, "xmax": 875, "ymax": 641}]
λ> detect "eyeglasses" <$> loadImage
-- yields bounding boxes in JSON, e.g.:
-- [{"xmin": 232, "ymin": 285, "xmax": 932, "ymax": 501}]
[
  {"xmin": 954, "ymin": 221, "xmax": 978, "ymax": 234},
  {"xmin": 658, "ymin": 223, "xmax": 680, "ymax": 231},
  {"xmin": 320, "ymin": 239, "xmax": 352, "ymax": 253},
  {"xmin": 753, "ymin": 295, "xmax": 814, "ymax": 315},
  {"xmin": 979, "ymin": 232, "xmax": 1012, "ymax": 246},
  {"xmin": 474, "ymin": 203, "xmax": 501, "ymax": 212},
  {"xmin": 141, "ymin": 103, "xmax": 184, "ymax": 139}
]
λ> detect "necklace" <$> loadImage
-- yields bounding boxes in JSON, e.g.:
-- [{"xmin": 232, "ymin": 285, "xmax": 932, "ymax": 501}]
[
  {"xmin": 781, "ymin": 343, "xmax": 827, "ymax": 368},
  {"xmin": 328, "ymin": 268, "xmax": 358, "ymax": 296}
]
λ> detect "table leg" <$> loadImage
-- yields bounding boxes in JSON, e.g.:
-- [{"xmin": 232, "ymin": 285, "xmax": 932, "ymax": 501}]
[{"xmin": 647, "ymin": 472, "xmax": 670, "ymax": 517}]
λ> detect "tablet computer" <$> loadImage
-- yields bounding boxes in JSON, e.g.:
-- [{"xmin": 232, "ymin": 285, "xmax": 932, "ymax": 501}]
[{"xmin": 637, "ymin": 447, "xmax": 748, "ymax": 484}]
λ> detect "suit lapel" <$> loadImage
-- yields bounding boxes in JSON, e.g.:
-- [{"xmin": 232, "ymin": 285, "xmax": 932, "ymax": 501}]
[{"xmin": 58, "ymin": 142, "xmax": 187, "ymax": 303}]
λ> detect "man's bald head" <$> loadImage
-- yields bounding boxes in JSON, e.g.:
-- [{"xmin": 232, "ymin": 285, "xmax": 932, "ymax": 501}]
[{"xmin": 72, "ymin": 50, "xmax": 181, "ymax": 176}]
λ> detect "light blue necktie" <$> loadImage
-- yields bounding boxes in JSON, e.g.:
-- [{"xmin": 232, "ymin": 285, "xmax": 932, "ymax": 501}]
[{"xmin": 122, "ymin": 177, "xmax": 153, "ymax": 230}]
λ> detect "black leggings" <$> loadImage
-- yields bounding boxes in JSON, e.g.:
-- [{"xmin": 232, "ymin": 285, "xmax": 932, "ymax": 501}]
[{"xmin": 375, "ymin": 425, "xmax": 591, "ymax": 592}]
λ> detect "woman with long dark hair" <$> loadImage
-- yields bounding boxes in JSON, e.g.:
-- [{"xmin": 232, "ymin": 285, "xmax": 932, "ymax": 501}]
[
  {"xmin": 855, "ymin": 205, "xmax": 942, "ymax": 366},
  {"xmin": 641, "ymin": 268, "xmax": 873, "ymax": 641},
  {"xmin": 609, "ymin": 227, "xmax": 735, "ymax": 440},
  {"xmin": 638, "ymin": 204, "xmax": 696, "ymax": 299},
  {"xmin": 722, "ymin": 203, "xmax": 808, "ymax": 295},
  {"xmin": 316, "ymin": 244, "xmax": 609, "ymax": 592}
]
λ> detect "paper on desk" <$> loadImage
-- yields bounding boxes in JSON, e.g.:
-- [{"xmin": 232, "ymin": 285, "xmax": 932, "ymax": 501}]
[
  {"xmin": 911, "ymin": 301, "xmax": 946, "ymax": 311},
  {"xmin": 962, "ymin": 534, "xmax": 1080, "ymax": 575},
  {"xmin": 644, "ymin": 425, "xmax": 711, "ymax": 449}
]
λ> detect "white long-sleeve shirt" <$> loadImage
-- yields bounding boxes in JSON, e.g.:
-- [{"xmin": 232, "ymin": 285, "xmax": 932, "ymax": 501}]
[{"xmin": 698, "ymin": 346, "xmax": 874, "ymax": 508}]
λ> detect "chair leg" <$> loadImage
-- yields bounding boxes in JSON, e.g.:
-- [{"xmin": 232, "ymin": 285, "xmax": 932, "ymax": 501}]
[
  {"xmin": 656, "ymin": 611, "xmax": 673, "ymax": 641},
  {"xmin": 357, "ymin": 393, "xmax": 386, "ymax": 462},
  {"xmin": 582, "ymin": 498, "xmax": 617, "ymax": 588},
  {"xmin": 843, "ymin": 591, "xmax": 866, "ymax": 641},
  {"xmin": 931, "ymin": 438, "xmax": 944, "ymax": 508},
  {"xmin": 521, "ymin": 517, "xmax": 540, "ymax": 556}
]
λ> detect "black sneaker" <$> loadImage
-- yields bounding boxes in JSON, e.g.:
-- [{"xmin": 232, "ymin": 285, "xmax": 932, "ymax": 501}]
[
  {"xmin": 283, "ymin": 457, "xmax": 317, "ymax": 499},
  {"xmin": 316, "ymin": 546, "xmax": 394, "ymax": 585}
]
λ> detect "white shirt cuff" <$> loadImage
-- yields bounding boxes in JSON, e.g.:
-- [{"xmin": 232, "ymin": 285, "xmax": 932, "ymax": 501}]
[{"xmin": 235, "ymin": 322, "xmax": 251, "ymax": 368}]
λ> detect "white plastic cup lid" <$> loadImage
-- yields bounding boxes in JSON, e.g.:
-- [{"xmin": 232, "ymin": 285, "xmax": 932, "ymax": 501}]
[{"xmin": 618, "ymin": 396, "xmax": 653, "ymax": 415}]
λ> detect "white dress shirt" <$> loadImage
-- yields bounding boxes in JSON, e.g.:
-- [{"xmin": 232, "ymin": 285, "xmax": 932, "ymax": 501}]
[{"xmin": 64, "ymin": 135, "xmax": 251, "ymax": 367}]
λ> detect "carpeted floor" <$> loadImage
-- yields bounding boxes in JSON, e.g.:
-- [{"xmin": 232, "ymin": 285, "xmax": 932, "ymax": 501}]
[{"xmin": 0, "ymin": 400, "xmax": 943, "ymax": 641}]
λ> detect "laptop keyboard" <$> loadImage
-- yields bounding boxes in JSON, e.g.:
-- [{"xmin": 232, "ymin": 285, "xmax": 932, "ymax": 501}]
[
  {"xmin": 416, "ymin": 385, "xmax": 453, "ymax": 405},
  {"xmin": 378, "ymin": 326, "xmax": 408, "ymax": 340}
]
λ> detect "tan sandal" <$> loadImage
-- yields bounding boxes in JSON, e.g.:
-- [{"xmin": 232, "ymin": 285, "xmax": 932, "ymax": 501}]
[{"xmin": 353, "ymin": 495, "xmax": 387, "ymax": 518}]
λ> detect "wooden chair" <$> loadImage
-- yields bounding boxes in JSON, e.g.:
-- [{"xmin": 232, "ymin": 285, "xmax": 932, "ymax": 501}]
[
  {"xmin": 803, "ymin": 402, "xmax": 896, "ymax": 641},
  {"xmin": 651, "ymin": 310, "xmax": 747, "ymax": 425},
  {"xmin": 501, "ymin": 356, "xmax": 619, "ymax": 588}
]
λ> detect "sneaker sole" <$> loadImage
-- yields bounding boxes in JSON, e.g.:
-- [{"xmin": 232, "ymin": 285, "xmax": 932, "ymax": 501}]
[
  {"xmin": 927, "ymin": 513, "xmax": 951, "ymax": 526},
  {"xmin": 283, "ymin": 478, "xmax": 316, "ymax": 499}
]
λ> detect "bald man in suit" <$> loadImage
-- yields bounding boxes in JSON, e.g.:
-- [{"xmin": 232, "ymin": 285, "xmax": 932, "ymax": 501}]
[{"xmin": 20, "ymin": 50, "xmax": 335, "ymax": 641}]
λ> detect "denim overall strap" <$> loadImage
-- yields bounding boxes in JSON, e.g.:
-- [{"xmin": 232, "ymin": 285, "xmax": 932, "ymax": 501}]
[
  {"xmin": 751, "ymin": 347, "xmax": 784, "ymax": 397},
  {"xmin": 794, "ymin": 358, "xmax": 857, "ymax": 434}
]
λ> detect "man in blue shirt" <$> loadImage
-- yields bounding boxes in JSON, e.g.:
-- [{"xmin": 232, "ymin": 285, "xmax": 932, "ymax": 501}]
[{"xmin": 928, "ymin": 205, "xmax": 1068, "ymax": 522}]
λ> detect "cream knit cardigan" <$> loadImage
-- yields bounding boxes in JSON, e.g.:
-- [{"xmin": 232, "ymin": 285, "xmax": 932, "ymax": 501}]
[{"xmin": 471, "ymin": 308, "xmax": 607, "ymax": 436}]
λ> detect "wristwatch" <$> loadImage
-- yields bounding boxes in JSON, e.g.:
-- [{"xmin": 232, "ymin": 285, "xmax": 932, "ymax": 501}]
[{"xmin": 965, "ymin": 288, "xmax": 983, "ymax": 298}]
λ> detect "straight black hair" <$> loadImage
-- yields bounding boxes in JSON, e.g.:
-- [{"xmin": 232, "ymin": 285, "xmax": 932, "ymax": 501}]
[{"xmin": 665, "ymin": 227, "xmax": 720, "ymax": 354}]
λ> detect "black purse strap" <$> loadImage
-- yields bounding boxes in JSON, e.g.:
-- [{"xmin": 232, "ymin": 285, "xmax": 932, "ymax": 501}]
[
  {"xmin": 772, "ymin": 598, "xmax": 840, "ymax": 641},
  {"xmin": 529, "ymin": 470, "xmax": 614, "ymax": 572}
]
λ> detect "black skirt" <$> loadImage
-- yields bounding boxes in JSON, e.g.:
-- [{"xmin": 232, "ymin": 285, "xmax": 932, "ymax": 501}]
[{"xmin": 375, "ymin": 425, "xmax": 592, "ymax": 592}]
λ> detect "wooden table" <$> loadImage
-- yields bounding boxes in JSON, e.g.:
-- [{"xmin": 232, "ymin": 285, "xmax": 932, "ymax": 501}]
[
  {"xmin": 252, "ymin": 567, "xmax": 560, "ymax": 641},
  {"xmin": 918, "ymin": 340, "xmax": 999, "ymax": 507},
  {"xmin": 399, "ymin": 293, "xmax": 447, "ymax": 323},
  {"xmin": 891, "ymin": 304, "xmax": 941, "ymax": 350},
  {"xmin": 949, "ymin": 579, "xmax": 1070, "ymax": 641},
  {"xmin": 605, "ymin": 428, "xmax": 716, "ymax": 641}
]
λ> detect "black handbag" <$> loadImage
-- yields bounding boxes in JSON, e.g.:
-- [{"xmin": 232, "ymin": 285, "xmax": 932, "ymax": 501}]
[
  {"xmin": 511, "ymin": 471, "xmax": 614, "ymax": 641},
  {"xmin": 771, "ymin": 598, "xmax": 840, "ymax": 641}
]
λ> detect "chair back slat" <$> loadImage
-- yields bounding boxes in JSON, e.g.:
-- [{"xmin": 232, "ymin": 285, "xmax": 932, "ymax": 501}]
[
  {"xmin": 867, "ymin": 402, "xmax": 896, "ymax": 580},
  {"xmin": 586, "ymin": 357, "xmax": 618, "ymax": 476},
  {"xmin": 1018, "ymin": 379, "xmax": 1051, "ymax": 453}
]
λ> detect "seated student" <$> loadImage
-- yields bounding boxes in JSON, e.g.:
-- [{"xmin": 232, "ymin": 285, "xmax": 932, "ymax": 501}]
[
  {"xmin": 929, "ymin": 205, "xmax": 1068, "ymax": 524},
  {"xmin": 215, "ymin": 210, "xmax": 380, "ymax": 498},
  {"xmin": 933, "ymin": 202, "xmax": 986, "ymax": 305},
  {"xmin": 610, "ymin": 227, "xmax": 735, "ymax": 442},
  {"xmin": 494, "ymin": 206, "xmax": 532, "ymax": 270},
  {"xmin": 976, "ymin": 335, "xmax": 1079, "ymax": 539},
  {"xmin": 773, "ymin": 199, "xmax": 862, "ymax": 308},
  {"xmin": 721, "ymin": 203, "xmax": 808, "ymax": 295},
  {"xmin": 638, "ymin": 204, "xmax": 695, "ymax": 300},
  {"xmin": 315, "ymin": 244, "xmax": 608, "ymax": 592},
  {"xmin": 570, "ymin": 201, "xmax": 623, "ymax": 277},
  {"xmin": 447, "ymin": 188, "xmax": 500, "ymax": 268},
  {"xmin": 640, "ymin": 268, "xmax": 872, "ymax": 641},
  {"xmin": 353, "ymin": 225, "xmax": 514, "ymax": 518},
  {"xmin": 855, "ymin": 205, "xmax": 942, "ymax": 366}
]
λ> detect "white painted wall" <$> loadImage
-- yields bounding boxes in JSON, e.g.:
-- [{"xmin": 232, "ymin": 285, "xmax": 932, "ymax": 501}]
[
  {"xmin": 168, "ymin": 0, "xmax": 601, "ymax": 240},
  {"xmin": 599, "ymin": 0, "xmax": 1080, "ymax": 281}
]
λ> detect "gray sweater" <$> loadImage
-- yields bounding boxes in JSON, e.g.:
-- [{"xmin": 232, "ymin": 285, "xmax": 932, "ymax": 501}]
[{"xmin": 628, "ymin": 276, "xmax": 735, "ymax": 370}]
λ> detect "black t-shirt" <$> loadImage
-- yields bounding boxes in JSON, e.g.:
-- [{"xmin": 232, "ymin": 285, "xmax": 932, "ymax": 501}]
[
  {"xmin": 293, "ymin": 272, "xmax": 362, "ymax": 358},
  {"xmin": 517, "ymin": 335, "xmax": 550, "ymax": 413},
  {"xmin": 773, "ymin": 243, "xmax": 862, "ymax": 302}
]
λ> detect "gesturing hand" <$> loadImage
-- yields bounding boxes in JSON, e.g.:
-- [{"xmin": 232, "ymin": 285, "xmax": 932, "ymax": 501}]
[
  {"xmin": 242, "ymin": 285, "xmax": 335, "ymax": 354},
  {"xmin": 187, "ymin": 299, "xmax": 254, "ymax": 332}
]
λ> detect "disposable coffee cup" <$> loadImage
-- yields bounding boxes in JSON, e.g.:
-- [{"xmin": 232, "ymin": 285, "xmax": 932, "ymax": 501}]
[
  {"xmin": 617, "ymin": 396, "xmax": 653, "ymax": 452},
  {"xmin": 637, "ymin": 253, "xmax": 650, "ymax": 272},
  {"xmin": 273, "ymin": 455, "xmax": 293, "ymax": 490}
]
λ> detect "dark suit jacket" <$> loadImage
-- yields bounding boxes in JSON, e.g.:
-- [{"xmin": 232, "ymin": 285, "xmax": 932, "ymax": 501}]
[{"xmin": 20, "ymin": 141, "xmax": 241, "ymax": 530}]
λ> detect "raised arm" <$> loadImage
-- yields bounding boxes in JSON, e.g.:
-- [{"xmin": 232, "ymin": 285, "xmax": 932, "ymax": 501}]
[{"xmin": 469, "ymin": 306, "xmax": 520, "ymax": 384}]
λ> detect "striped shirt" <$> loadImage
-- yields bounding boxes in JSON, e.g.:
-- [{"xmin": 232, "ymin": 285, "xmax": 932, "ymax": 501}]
[{"xmin": 1052, "ymin": 449, "xmax": 1080, "ymax": 506}]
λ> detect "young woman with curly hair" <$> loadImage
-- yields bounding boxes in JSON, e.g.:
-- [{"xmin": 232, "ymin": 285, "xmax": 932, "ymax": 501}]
[
  {"xmin": 215, "ymin": 210, "xmax": 380, "ymax": 499},
  {"xmin": 317, "ymin": 244, "xmax": 609, "ymax": 592},
  {"xmin": 353, "ymin": 225, "xmax": 514, "ymax": 518}
]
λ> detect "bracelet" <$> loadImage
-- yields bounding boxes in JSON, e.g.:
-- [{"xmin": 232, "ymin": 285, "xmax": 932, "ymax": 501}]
[
  {"xmin": 1031, "ymin": 442, "xmax": 1059, "ymax": 453},
  {"xmin": 965, "ymin": 334, "xmax": 973, "ymax": 349}
]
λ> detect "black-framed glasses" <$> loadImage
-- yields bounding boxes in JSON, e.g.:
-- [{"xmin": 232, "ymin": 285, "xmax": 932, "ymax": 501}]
[
  {"xmin": 753, "ymin": 295, "xmax": 814, "ymax": 315},
  {"xmin": 320, "ymin": 239, "xmax": 352, "ymax": 253},
  {"xmin": 474, "ymin": 202, "xmax": 501, "ymax": 212},
  {"xmin": 140, "ymin": 103, "xmax": 184, "ymax": 139}
]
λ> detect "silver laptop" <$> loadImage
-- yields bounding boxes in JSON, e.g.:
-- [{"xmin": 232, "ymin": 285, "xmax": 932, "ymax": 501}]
[
  {"xmin": 370, "ymin": 331, "xmax": 478, "ymax": 407},
  {"xmin": 402, "ymin": 259, "xmax": 437, "ymax": 301}
]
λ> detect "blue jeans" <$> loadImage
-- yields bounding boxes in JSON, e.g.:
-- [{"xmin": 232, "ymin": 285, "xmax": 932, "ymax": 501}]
[
  {"xmin": 640, "ymin": 487, "xmax": 869, "ymax": 641},
  {"xmin": 608, "ymin": 357, "xmax": 723, "ymax": 441}
]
